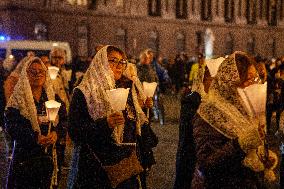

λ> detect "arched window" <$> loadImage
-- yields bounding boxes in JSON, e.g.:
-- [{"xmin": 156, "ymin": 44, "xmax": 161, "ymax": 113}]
[
  {"xmin": 34, "ymin": 23, "xmax": 48, "ymax": 40},
  {"xmin": 115, "ymin": 28, "xmax": 127, "ymax": 52},
  {"xmin": 247, "ymin": 0, "xmax": 257, "ymax": 24},
  {"xmin": 267, "ymin": 0, "xmax": 277, "ymax": 26},
  {"xmin": 148, "ymin": 30, "xmax": 159, "ymax": 53},
  {"xmin": 77, "ymin": 21, "xmax": 88, "ymax": 57},
  {"xmin": 247, "ymin": 34, "xmax": 256, "ymax": 55},
  {"xmin": 148, "ymin": 0, "xmax": 161, "ymax": 16},
  {"xmin": 176, "ymin": 0, "xmax": 187, "ymax": 19},
  {"xmin": 201, "ymin": 0, "xmax": 212, "ymax": 21},
  {"xmin": 176, "ymin": 32, "xmax": 185, "ymax": 53},
  {"xmin": 268, "ymin": 38, "xmax": 276, "ymax": 58},
  {"xmin": 224, "ymin": 0, "xmax": 234, "ymax": 23},
  {"xmin": 225, "ymin": 33, "xmax": 234, "ymax": 55}
]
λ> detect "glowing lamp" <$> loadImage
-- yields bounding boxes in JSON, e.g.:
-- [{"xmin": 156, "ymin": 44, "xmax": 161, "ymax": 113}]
[
  {"xmin": 48, "ymin": 66, "xmax": 60, "ymax": 80},
  {"xmin": 237, "ymin": 82, "xmax": 267, "ymax": 117},
  {"xmin": 45, "ymin": 100, "xmax": 61, "ymax": 122},
  {"xmin": 106, "ymin": 88, "xmax": 130, "ymax": 111},
  {"xmin": 143, "ymin": 82, "xmax": 157, "ymax": 97},
  {"xmin": 205, "ymin": 57, "xmax": 225, "ymax": 77}
]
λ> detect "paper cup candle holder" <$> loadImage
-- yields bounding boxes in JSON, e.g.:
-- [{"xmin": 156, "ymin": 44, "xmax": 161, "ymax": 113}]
[
  {"xmin": 143, "ymin": 82, "xmax": 157, "ymax": 118},
  {"xmin": 106, "ymin": 88, "xmax": 130, "ymax": 144},
  {"xmin": 48, "ymin": 66, "xmax": 60, "ymax": 80}
]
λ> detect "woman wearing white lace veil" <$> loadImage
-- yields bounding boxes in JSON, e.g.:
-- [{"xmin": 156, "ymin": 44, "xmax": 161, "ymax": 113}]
[
  {"xmin": 4, "ymin": 57, "xmax": 67, "ymax": 188},
  {"xmin": 4, "ymin": 56, "xmax": 32, "ymax": 102},
  {"xmin": 191, "ymin": 52, "xmax": 277, "ymax": 189},
  {"xmin": 68, "ymin": 45, "xmax": 157, "ymax": 189}
]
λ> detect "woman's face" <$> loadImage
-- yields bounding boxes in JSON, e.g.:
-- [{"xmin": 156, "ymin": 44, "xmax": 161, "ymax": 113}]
[
  {"xmin": 239, "ymin": 65, "xmax": 258, "ymax": 88},
  {"xmin": 27, "ymin": 61, "xmax": 46, "ymax": 88},
  {"xmin": 255, "ymin": 63, "xmax": 267, "ymax": 83},
  {"xmin": 108, "ymin": 50, "xmax": 127, "ymax": 81}
]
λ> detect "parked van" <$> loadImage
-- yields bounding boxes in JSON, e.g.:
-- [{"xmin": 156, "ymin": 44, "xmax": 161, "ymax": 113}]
[{"xmin": 0, "ymin": 40, "xmax": 72, "ymax": 63}]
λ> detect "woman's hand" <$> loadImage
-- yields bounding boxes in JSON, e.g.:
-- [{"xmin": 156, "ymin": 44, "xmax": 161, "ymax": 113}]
[
  {"xmin": 144, "ymin": 97, "xmax": 153, "ymax": 109},
  {"xmin": 107, "ymin": 112, "xmax": 125, "ymax": 129},
  {"xmin": 38, "ymin": 134, "xmax": 49, "ymax": 147},
  {"xmin": 38, "ymin": 131, "xmax": 57, "ymax": 147},
  {"xmin": 257, "ymin": 146, "xmax": 278, "ymax": 170},
  {"xmin": 46, "ymin": 131, "xmax": 58, "ymax": 145}
]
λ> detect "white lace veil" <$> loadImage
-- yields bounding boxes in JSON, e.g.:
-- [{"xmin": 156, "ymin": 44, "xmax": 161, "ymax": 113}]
[
  {"xmin": 198, "ymin": 51, "xmax": 260, "ymax": 139},
  {"xmin": 123, "ymin": 63, "xmax": 148, "ymax": 135},
  {"xmin": 198, "ymin": 51, "xmax": 267, "ymax": 172},
  {"xmin": 76, "ymin": 46, "xmax": 148, "ymax": 136},
  {"xmin": 76, "ymin": 45, "xmax": 115, "ymax": 121},
  {"xmin": 6, "ymin": 57, "xmax": 55, "ymax": 135}
]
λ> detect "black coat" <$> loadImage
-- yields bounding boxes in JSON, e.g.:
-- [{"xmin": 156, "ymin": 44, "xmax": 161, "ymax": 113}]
[
  {"xmin": 192, "ymin": 115, "xmax": 262, "ymax": 189},
  {"xmin": 67, "ymin": 89, "xmax": 133, "ymax": 189},
  {"xmin": 68, "ymin": 76, "xmax": 158, "ymax": 189},
  {"xmin": 4, "ymin": 93, "xmax": 67, "ymax": 189},
  {"xmin": 174, "ymin": 91, "xmax": 201, "ymax": 189}
]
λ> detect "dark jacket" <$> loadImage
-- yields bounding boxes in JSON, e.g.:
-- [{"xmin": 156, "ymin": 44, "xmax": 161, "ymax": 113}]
[
  {"xmin": 174, "ymin": 90, "xmax": 201, "ymax": 189},
  {"xmin": 4, "ymin": 93, "xmax": 66, "ymax": 189},
  {"xmin": 68, "ymin": 77, "xmax": 157, "ymax": 189},
  {"xmin": 192, "ymin": 115, "xmax": 262, "ymax": 189}
]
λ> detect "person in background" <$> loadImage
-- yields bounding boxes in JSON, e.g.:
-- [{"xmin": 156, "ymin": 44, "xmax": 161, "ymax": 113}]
[
  {"xmin": 189, "ymin": 53, "xmax": 205, "ymax": 86},
  {"xmin": 40, "ymin": 55, "xmax": 51, "ymax": 68},
  {"xmin": 175, "ymin": 60, "xmax": 213, "ymax": 189},
  {"xmin": 49, "ymin": 48, "xmax": 70, "ymax": 182}
]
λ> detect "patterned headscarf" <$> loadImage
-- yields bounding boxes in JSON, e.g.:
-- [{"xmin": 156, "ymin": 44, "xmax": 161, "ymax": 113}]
[{"xmin": 6, "ymin": 57, "xmax": 55, "ymax": 135}]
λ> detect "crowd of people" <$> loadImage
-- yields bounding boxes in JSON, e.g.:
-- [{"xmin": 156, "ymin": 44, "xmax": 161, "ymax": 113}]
[{"xmin": 0, "ymin": 44, "xmax": 284, "ymax": 189}]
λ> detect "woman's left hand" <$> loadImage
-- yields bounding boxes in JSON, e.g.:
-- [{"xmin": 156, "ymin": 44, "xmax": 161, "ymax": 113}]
[
  {"xmin": 145, "ymin": 97, "xmax": 153, "ymax": 108},
  {"xmin": 46, "ymin": 131, "xmax": 58, "ymax": 145}
]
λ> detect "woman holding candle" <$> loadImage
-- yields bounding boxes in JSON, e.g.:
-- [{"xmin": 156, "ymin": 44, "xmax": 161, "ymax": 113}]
[
  {"xmin": 191, "ymin": 52, "xmax": 277, "ymax": 188},
  {"xmin": 4, "ymin": 57, "xmax": 67, "ymax": 188},
  {"xmin": 68, "ymin": 45, "xmax": 157, "ymax": 189}
]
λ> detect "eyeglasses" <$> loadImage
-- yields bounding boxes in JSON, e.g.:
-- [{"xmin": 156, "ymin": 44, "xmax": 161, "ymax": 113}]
[
  {"xmin": 51, "ymin": 56, "xmax": 64, "ymax": 60},
  {"xmin": 108, "ymin": 58, "xmax": 128, "ymax": 69},
  {"xmin": 28, "ymin": 69, "xmax": 46, "ymax": 77}
]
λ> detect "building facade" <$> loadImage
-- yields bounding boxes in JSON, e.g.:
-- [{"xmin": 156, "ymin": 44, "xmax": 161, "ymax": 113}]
[{"xmin": 0, "ymin": 0, "xmax": 284, "ymax": 59}]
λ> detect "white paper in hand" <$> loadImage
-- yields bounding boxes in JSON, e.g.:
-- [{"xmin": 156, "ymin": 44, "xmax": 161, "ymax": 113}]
[
  {"xmin": 205, "ymin": 57, "xmax": 225, "ymax": 77},
  {"xmin": 143, "ymin": 82, "xmax": 157, "ymax": 97},
  {"xmin": 106, "ymin": 88, "xmax": 130, "ymax": 111},
  {"xmin": 45, "ymin": 100, "xmax": 61, "ymax": 122},
  {"xmin": 237, "ymin": 82, "xmax": 267, "ymax": 117},
  {"xmin": 48, "ymin": 66, "xmax": 60, "ymax": 80}
]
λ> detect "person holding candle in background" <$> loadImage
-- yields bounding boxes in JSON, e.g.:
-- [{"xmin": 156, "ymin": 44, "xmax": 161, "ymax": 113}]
[
  {"xmin": 4, "ymin": 57, "xmax": 67, "ymax": 188},
  {"xmin": 68, "ymin": 45, "xmax": 157, "ymax": 189}
]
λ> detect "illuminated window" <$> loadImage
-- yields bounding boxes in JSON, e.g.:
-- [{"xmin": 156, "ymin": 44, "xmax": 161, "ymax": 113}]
[
  {"xmin": 77, "ymin": 22, "xmax": 88, "ymax": 57},
  {"xmin": 224, "ymin": 0, "xmax": 234, "ymax": 23},
  {"xmin": 176, "ymin": 32, "xmax": 185, "ymax": 53},
  {"xmin": 148, "ymin": 0, "xmax": 161, "ymax": 16},
  {"xmin": 267, "ymin": 0, "xmax": 277, "ymax": 26},
  {"xmin": 225, "ymin": 33, "xmax": 234, "ymax": 55},
  {"xmin": 247, "ymin": 34, "xmax": 256, "ymax": 55},
  {"xmin": 268, "ymin": 38, "xmax": 276, "ymax": 57},
  {"xmin": 148, "ymin": 31, "xmax": 159, "ymax": 52},
  {"xmin": 176, "ymin": 0, "xmax": 187, "ymax": 19},
  {"xmin": 247, "ymin": 0, "xmax": 257, "ymax": 24},
  {"xmin": 34, "ymin": 23, "xmax": 48, "ymax": 40},
  {"xmin": 115, "ymin": 28, "xmax": 127, "ymax": 52},
  {"xmin": 201, "ymin": 0, "xmax": 212, "ymax": 21}
]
